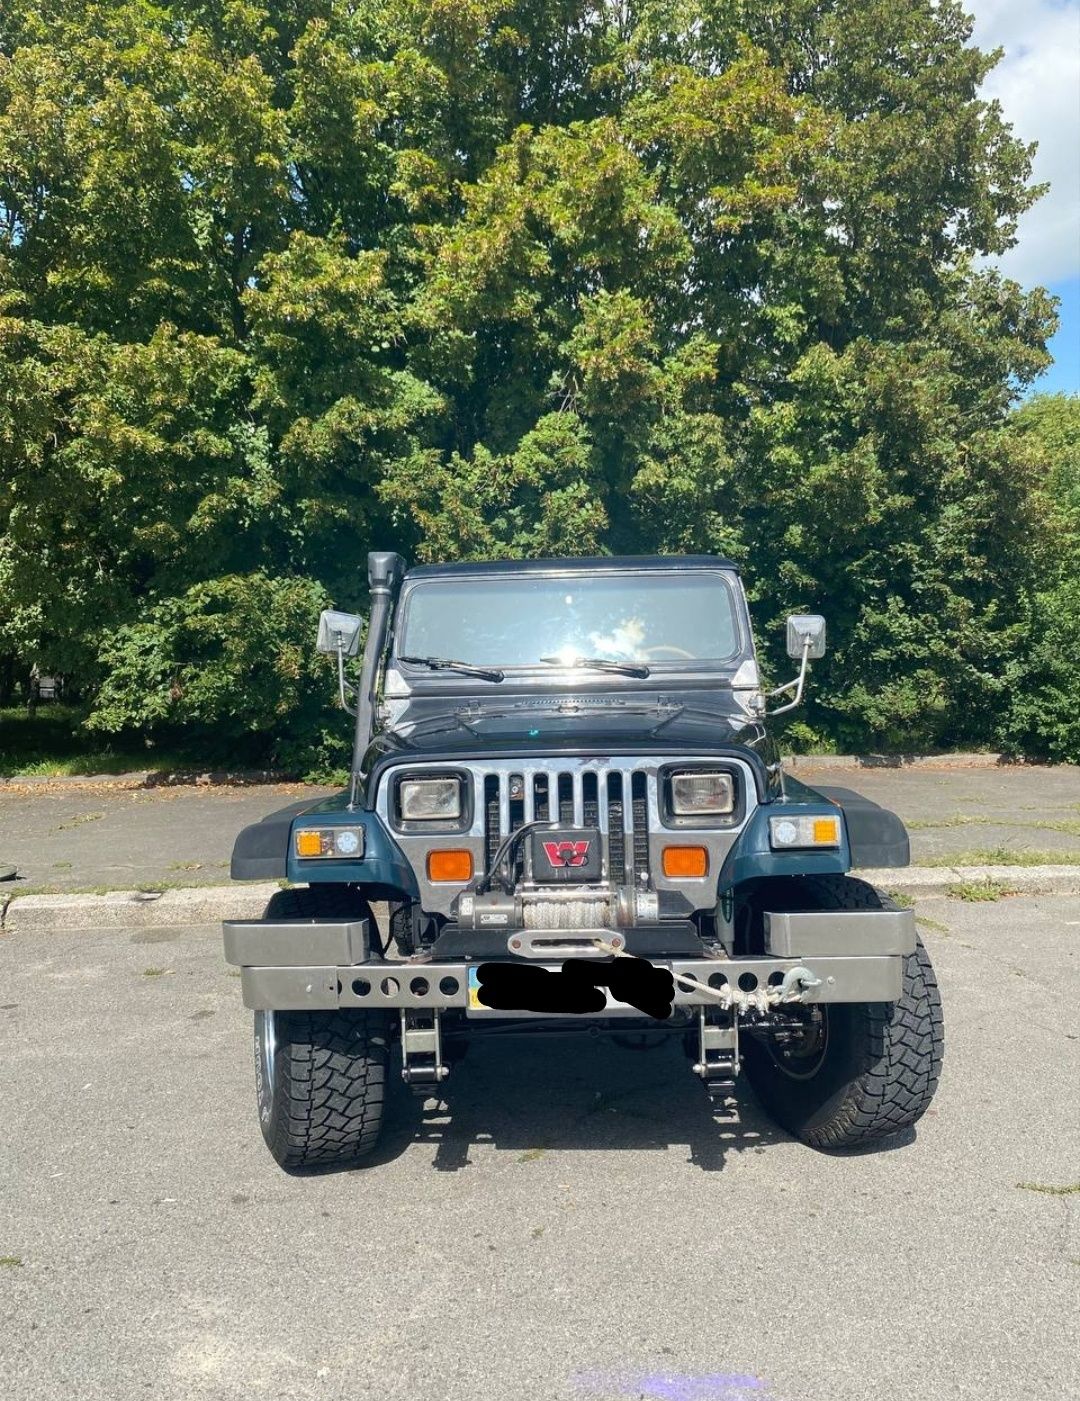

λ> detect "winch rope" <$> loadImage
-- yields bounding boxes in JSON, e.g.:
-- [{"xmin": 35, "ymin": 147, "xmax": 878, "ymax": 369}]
[{"xmin": 589, "ymin": 937, "xmax": 819, "ymax": 1014}]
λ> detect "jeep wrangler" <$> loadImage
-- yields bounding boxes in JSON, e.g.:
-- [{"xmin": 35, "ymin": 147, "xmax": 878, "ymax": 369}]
[{"xmin": 225, "ymin": 553, "xmax": 942, "ymax": 1170}]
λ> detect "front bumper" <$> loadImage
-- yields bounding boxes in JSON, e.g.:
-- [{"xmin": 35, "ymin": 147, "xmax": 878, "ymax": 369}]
[{"xmin": 223, "ymin": 908, "xmax": 916, "ymax": 1013}]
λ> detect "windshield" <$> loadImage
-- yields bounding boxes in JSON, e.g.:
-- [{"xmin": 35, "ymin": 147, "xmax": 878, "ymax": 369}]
[{"xmin": 396, "ymin": 571, "xmax": 744, "ymax": 669}]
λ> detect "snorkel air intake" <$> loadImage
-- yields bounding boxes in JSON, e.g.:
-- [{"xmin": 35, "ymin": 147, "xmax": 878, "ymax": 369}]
[{"xmin": 349, "ymin": 551, "xmax": 404, "ymax": 807}]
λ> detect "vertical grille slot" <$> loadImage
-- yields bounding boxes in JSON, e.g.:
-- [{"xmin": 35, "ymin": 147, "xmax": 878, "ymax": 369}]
[
  {"xmin": 607, "ymin": 772, "xmax": 625, "ymax": 883},
  {"xmin": 557, "ymin": 773, "xmax": 574, "ymax": 824},
  {"xmin": 484, "ymin": 775, "xmax": 501, "ymax": 872},
  {"xmin": 582, "ymin": 771, "xmax": 599, "ymax": 828},
  {"xmin": 631, "ymin": 771, "xmax": 650, "ymax": 879},
  {"xmin": 509, "ymin": 773, "xmax": 525, "ymax": 833},
  {"xmin": 532, "ymin": 773, "xmax": 550, "ymax": 821}
]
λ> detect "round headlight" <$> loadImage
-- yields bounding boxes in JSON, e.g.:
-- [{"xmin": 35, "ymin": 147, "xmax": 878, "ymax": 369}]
[
  {"xmin": 400, "ymin": 776, "xmax": 463, "ymax": 821},
  {"xmin": 670, "ymin": 770, "xmax": 735, "ymax": 816}
]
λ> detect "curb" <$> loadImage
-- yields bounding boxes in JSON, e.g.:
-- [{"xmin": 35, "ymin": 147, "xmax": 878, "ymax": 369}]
[
  {"xmin": 3, "ymin": 866, "xmax": 1078, "ymax": 933},
  {"xmin": 783, "ymin": 752, "xmax": 1015, "ymax": 770},
  {"xmin": 1, "ymin": 882, "xmax": 282, "ymax": 932},
  {"xmin": 859, "ymin": 865, "xmax": 1080, "ymax": 899}
]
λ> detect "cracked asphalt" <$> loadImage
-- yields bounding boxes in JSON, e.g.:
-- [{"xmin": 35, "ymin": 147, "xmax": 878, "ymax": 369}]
[{"xmin": 1, "ymin": 895, "xmax": 1078, "ymax": 1401}]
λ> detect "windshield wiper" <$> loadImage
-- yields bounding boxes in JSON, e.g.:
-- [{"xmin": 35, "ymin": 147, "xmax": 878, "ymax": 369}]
[
  {"xmin": 540, "ymin": 655, "xmax": 651, "ymax": 679},
  {"xmin": 399, "ymin": 654, "xmax": 505, "ymax": 683}
]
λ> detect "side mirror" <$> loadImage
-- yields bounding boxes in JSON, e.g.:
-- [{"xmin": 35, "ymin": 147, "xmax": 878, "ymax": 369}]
[
  {"xmin": 786, "ymin": 614, "xmax": 826, "ymax": 660},
  {"xmin": 317, "ymin": 610, "xmax": 363, "ymax": 657}
]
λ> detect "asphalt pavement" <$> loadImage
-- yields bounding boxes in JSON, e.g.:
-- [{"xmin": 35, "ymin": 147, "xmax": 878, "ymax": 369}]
[
  {"xmin": 1, "ymin": 763, "xmax": 1078, "ymax": 894},
  {"xmin": 2, "ymin": 896, "xmax": 1078, "ymax": 1401}
]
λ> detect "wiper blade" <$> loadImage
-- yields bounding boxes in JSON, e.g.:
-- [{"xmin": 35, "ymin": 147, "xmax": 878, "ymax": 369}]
[
  {"xmin": 540, "ymin": 655, "xmax": 651, "ymax": 679},
  {"xmin": 398, "ymin": 654, "xmax": 505, "ymax": 683}
]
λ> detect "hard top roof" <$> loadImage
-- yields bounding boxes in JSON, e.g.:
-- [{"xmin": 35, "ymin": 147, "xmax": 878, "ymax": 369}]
[{"xmin": 403, "ymin": 554, "xmax": 739, "ymax": 581}]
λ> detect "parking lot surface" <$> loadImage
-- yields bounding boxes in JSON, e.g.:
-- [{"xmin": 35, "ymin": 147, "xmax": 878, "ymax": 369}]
[
  {"xmin": 2, "ymin": 895, "xmax": 1078, "ymax": 1401},
  {"xmin": 1, "ymin": 763, "xmax": 1078, "ymax": 894}
]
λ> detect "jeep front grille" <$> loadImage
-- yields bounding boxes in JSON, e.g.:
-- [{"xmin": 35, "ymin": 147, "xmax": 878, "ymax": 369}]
[{"xmin": 481, "ymin": 766, "xmax": 652, "ymax": 884}]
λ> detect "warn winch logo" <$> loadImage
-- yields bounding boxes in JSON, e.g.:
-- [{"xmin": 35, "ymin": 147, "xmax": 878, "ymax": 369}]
[{"xmin": 542, "ymin": 839, "xmax": 591, "ymax": 869}]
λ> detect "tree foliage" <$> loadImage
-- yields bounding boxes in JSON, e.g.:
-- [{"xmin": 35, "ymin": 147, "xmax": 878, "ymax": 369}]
[
  {"xmin": 997, "ymin": 394, "xmax": 1080, "ymax": 763},
  {"xmin": 0, "ymin": 0, "xmax": 1070, "ymax": 763}
]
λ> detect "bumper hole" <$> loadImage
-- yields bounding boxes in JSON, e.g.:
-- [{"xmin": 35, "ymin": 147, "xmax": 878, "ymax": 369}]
[
  {"xmin": 409, "ymin": 977, "xmax": 430, "ymax": 997},
  {"xmin": 351, "ymin": 978, "xmax": 370, "ymax": 997},
  {"xmin": 708, "ymin": 973, "xmax": 728, "ymax": 989},
  {"xmin": 738, "ymin": 972, "xmax": 759, "ymax": 992},
  {"xmin": 439, "ymin": 976, "xmax": 460, "ymax": 997},
  {"xmin": 767, "ymin": 971, "xmax": 785, "ymax": 987},
  {"xmin": 381, "ymin": 976, "xmax": 400, "ymax": 997}
]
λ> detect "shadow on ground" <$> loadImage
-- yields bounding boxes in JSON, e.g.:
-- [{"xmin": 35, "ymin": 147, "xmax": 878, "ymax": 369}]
[{"xmin": 368, "ymin": 1033, "xmax": 795, "ymax": 1172}]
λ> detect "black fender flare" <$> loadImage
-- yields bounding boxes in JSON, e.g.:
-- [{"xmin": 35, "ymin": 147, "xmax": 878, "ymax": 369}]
[
  {"xmin": 814, "ymin": 786, "xmax": 910, "ymax": 868},
  {"xmin": 230, "ymin": 800, "xmax": 319, "ymax": 880}
]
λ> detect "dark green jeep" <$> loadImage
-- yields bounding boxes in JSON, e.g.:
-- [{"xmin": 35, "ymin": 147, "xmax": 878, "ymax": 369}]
[{"xmin": 225, "ymin": 552, "xmax": 942, "ymax": 1170}]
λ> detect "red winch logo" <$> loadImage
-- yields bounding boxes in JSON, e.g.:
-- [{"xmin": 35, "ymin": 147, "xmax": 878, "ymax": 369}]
[{"xmin": 542, "ymin": 840, "xmax": 591, "ymax": 868}]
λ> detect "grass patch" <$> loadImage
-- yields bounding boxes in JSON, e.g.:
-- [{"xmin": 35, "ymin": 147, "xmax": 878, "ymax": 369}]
[
  {"xmin": 54, "ymin": 811, "xmax": 105, "ymax": 831},
  {"xmin": 909, "ymin": 814, "xmax": 1080, "ymax": 837},
  {"xmin": 1016, "ymin": 1182, "xmax": 1080, "ymax": 1196},
  {"xmin": 916, "ymin": 915, "xmax": 951, "ymax": 934},
  {"xmin": 142, "ymin": 967, "xmax": 172, "ymax": 978},
  {"xmin": 518, "ymin": 1147, "xmax": 546, "ymax": 1163},
  {"xmin": 945, "ymin": 878, "xmax": 1016, "ymax": 902},
  {"xmin": 0, "ymin": 1255, "xmax": 22, "ymax": 1268},
  {"xmin": 133, "ymin": 880, "xmax": 202, "ymax": 893},
  {"xmin": 0, "ymin": 705, "xmax": 196, "ymax": 779},
  {"xmin": 5, "ymin": 883, "xmax": 117, "ymax": 897},
  {"xmin": 887, "ymin": 891, "xmax": 915, "ymax": 907},
  {"xmin": 921, "ymin": 847, "xmax": 1080, "ymax": 867}
]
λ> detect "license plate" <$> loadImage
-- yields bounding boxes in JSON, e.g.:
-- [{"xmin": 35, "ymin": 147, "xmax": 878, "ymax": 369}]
[{"xmin": 466, "ymin": 964, "xmax": 642, "ymax": 1018}]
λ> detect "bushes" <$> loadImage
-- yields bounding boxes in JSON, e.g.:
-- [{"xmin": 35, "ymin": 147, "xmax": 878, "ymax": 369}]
[{"xmin": 87, "ymin": 574, "xmax": 348, "ymax": 773}]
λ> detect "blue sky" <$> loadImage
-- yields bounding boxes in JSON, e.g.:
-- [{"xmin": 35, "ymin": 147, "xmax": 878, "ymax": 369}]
[{"xmin": 970, "ymin": 0, "xmax": 1080, "ymax": 396}]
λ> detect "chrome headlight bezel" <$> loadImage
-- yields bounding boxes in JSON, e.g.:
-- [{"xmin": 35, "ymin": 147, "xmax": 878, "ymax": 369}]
[
  {"xmin": 397, "ymin": 775, "xmax": 464, "ymax": 823},
  {"xmin": 660, "ymin": 765, "xmax": 742, "ymax": 829},
  {"xmin": 670, "ymin": 770, "xmax": 736, "ymax": 816}
]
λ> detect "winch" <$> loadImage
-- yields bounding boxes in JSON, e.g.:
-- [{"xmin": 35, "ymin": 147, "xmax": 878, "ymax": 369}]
[{"xmin": 453, "ymin": 885, "xmax": 660, "ymax": 933}]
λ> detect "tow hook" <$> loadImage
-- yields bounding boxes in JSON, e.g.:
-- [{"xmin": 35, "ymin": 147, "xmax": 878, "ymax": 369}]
[{"xmin": 776, "ymin": 966, "xmax": 822, "ymax": 1003}]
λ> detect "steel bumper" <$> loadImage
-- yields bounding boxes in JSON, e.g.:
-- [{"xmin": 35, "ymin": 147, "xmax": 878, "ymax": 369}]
[{"xmin": 223, "ymin": 908, "xmax": 915, "ymax": 1013}]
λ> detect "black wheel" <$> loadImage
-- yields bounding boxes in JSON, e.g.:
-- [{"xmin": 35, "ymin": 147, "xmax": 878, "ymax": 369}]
[
  {"xmin": 254, "ymin": 885, "xmax": 390, "ymax": 1172},
  {"xmin": 742, "ymin": 875, "xmax": 944, "ymax": 1150}
]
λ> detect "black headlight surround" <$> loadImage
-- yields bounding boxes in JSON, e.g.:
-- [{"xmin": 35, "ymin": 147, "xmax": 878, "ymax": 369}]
[
  {"xmin": 659, "ymin": 763, "xmax": 744, "ymax": 830},
  {"xmin": 391, "ymin": 769, "xmax": 473, "ymax": 834}
]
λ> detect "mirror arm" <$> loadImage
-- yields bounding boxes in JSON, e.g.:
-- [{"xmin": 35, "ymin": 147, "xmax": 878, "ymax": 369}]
[
  {"xmin": 336, "ymin": 643, "xmax": 358, "ymax": 718},
  {"xmin": 767, "ymin": 636, "xmax": 811, "ymax": 716}
]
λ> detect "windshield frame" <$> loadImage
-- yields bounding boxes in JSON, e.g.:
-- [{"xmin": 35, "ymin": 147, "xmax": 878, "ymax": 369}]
[{"xmin": 389, "ymin": 565, "xmax": 752, "ymax": 682}]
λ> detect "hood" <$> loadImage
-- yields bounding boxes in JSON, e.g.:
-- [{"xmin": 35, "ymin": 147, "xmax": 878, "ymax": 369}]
[{"xmin": 363, "ymin": 689, "xmax": 780, "ymax": 798}]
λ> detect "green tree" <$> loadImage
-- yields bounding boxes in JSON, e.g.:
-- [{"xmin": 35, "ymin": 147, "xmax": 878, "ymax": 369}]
[
  {"xmin": 997, "ymin": 394, "xmax": 1080, "ymax": 762},
  {"xmin": 0, "ymin": 1, "xmax": 1064, "ymax": 761}
]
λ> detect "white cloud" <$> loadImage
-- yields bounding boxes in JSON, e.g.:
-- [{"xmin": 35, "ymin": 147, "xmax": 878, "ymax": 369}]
[{"xmin": 968, "ymin": 0, "xmax": 1080, "ymax": 286}]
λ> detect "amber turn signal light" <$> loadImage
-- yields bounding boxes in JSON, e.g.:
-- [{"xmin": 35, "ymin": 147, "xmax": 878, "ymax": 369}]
[
  {"xmin": 813, "ymin": 817, "xmax": 840, "ymax": 845},
  {"xmin": 662, "ymin": 845, "xmax": 709, "ymax": 878},
  {"xmin": 427, "ymin": 849, "xmax": 473, "ymax": 882},
  {"xmin": 295, "ymin": 830, "xmax": 325, "ymax": 858}
]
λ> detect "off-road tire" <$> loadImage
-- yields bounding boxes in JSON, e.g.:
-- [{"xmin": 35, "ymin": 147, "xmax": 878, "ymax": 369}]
[
  {"xmin": 254, "ymin": 885, "xmax": 390, "ymax": 1172},
  {"xmin": 742, "ymin": 874, "xmax": 944, "ymax": 1150}
]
